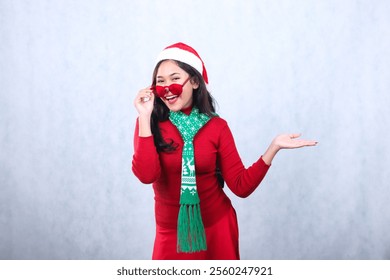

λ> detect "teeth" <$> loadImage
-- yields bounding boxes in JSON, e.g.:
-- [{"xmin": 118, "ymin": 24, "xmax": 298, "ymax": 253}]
[{"xmin": 165, "ymin": 95, "xmax": 177, "ymax": 100}]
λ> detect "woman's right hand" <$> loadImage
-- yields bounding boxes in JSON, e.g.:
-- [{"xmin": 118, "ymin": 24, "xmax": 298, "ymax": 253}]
[{"xmin": 134, "ymin": 87, "xmax": 155, "ymax": 116}]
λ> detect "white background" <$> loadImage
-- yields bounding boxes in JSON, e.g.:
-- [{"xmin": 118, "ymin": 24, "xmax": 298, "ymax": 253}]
[{"xmin": 1, "ymin": 0, "xmax": 389, "ymax": 259}]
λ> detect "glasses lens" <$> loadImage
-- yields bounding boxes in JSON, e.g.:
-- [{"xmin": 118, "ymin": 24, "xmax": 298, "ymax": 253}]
[
  {"xmin": 168, "ymin": 84, "xmax": 183, "ymax": 95},
  {"xmin": 154, "ymin": 86, "xmax": 166, "ymax": 97}
]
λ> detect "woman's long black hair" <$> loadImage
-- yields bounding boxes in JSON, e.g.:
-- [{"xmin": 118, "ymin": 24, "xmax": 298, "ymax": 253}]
[{"xmin": 150, "ymin": 59, "xmax": 224, "ymax": 187}]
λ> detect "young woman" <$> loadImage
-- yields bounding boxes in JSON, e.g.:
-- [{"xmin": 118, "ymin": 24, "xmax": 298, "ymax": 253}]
[{"xmin": 132, "ymin": 42, "xmax": 317, "ymax": 260}]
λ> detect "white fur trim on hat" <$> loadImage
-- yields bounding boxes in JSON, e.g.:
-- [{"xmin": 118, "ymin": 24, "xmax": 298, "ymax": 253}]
[{"xmin": 156, "ymin": 48, "xmax": 203, "ymax": 77}]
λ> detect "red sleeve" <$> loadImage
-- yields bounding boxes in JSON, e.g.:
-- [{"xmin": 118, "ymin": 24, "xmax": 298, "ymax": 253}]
[
  {"xmin": 131, "ymin": 119, "xmax": 161, "ymax": 184},
  {"xmin": 217, "ymin": 123, "xmax": 270, "ymax": 198}
]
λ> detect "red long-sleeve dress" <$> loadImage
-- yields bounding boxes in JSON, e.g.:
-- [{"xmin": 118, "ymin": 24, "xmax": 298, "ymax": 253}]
[{"xmin": 132, "ymin": 108, "xmax": 270, "ymax": 260}]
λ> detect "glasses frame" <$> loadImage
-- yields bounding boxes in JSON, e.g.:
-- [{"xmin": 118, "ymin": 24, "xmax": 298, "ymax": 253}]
[{"xmin": 152, "ymin": 77, "xmax": 191, "ymax": 98}]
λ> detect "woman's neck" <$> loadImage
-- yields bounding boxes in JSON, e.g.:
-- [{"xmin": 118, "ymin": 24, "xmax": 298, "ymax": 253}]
[{"xmin": 181, "ymin": 105, "xmax": 193, "ymax": 115}]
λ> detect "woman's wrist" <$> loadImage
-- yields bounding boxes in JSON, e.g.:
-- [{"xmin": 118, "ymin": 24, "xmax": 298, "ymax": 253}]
[{"xmin": 262, "ymin": 141, "xmax": 280, "ymax": 166}]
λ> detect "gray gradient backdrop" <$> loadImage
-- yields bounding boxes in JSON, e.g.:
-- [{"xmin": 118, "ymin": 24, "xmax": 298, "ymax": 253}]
[{"xmin": 1, "ymin": 0, "xmax": 389, "ymax": 259}]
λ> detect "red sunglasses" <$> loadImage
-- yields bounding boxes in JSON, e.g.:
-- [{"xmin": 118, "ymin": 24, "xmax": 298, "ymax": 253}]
[{"xmin": 151, "ymin": 77, "xmax": 190, "ymax": 98}]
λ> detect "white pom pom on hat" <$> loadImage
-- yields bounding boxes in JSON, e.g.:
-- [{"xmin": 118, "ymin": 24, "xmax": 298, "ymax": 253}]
[{"xmin": 156, "ymin": 42, "xmax": 208, "ymax": 84}]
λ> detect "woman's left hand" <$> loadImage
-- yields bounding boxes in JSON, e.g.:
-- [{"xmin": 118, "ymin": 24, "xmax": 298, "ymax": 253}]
[
  {"xmin": 262, "ymin": 133, "xmax": 318, "ymax": 165},
  {"xmin": 273, "ymin": 133, "xmax": 318, "ymax": 150}
]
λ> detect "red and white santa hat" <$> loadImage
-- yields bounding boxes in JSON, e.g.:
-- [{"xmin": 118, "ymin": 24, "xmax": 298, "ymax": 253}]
[{"xmin": 156, "ymin": 42, "xmax": 208, "ymax": 84}]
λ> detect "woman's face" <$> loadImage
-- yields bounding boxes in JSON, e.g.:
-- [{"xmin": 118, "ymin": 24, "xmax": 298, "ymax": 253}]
[{"xmin": 155, "ymin": 60, "xmax": 198, "ymax": 112}]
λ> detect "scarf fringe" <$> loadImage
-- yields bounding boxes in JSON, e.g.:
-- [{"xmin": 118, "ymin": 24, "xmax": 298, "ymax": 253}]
[{"xmin": 177, "ymin": 204, "xmax": 207, "ymax": 253}]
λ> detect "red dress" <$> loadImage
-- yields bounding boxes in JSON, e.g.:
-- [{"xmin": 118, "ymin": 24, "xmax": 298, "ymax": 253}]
[{"xmin": 132, "ymin": 109, "xmax": 270, "ymax": 260}]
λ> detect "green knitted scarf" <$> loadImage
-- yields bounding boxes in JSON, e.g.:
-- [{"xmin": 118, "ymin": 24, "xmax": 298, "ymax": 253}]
[{"xmin": 169, "ymin": 107, "xmax": 211, "ymax": 253}]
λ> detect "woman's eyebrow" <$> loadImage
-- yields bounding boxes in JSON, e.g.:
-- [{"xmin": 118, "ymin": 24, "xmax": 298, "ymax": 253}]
[{"xmin": 157, "ymin": 72, "xmax": 181, "ymax": 79}]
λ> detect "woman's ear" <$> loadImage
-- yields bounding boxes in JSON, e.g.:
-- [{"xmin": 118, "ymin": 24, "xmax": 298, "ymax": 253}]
[{"xmin": 190, "ymin": 77, "xmax": 200, "ymax": 89}]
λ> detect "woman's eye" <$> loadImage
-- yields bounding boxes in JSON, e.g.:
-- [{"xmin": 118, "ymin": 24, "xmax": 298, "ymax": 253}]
[
  {"xmin": 172, "ymin": 77, "xmax": 180, "ymax": 81},
  {"xmin": 156, "ymin": 80, "xmax": 164, "ymax": 84}
]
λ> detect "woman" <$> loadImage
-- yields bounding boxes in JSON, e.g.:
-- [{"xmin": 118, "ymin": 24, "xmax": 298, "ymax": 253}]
[{"xmin": 132, "ymin": 42, "xmax": 317, "ymax": 260}]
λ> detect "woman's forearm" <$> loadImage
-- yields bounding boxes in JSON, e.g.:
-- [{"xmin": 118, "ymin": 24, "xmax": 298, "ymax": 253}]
[{"xmin": 138, "ymin": 114, "xmax": 152, "ymax": 137}]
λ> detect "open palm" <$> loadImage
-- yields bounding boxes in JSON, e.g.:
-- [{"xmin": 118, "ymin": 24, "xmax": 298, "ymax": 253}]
[{"xmin": 273, "ymin": 133, "xmax": 317, "ymax": 149}]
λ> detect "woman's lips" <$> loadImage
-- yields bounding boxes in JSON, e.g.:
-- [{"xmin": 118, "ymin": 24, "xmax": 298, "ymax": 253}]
[{"xmin": 164, "ymin": 95, "xmax": 179, "ymax": 104}]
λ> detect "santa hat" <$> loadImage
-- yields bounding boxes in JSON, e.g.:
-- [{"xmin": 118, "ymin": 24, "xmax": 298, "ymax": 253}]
[{"xmin": 156, "ymin": 42, "xmax": 208, "ymax": 84}]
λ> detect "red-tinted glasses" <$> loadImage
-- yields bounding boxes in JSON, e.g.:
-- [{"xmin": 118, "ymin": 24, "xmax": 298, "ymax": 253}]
[{"xmin": 151, "ymin": 77, "xmax": 190, "ymax": 98}]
